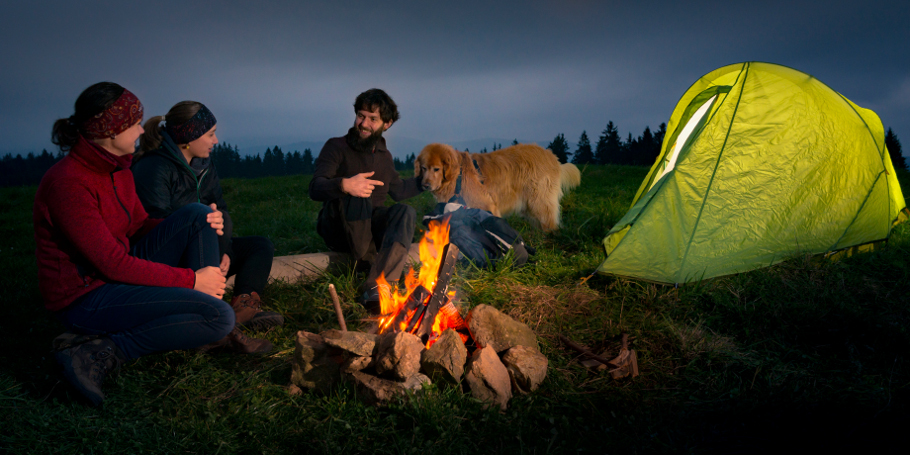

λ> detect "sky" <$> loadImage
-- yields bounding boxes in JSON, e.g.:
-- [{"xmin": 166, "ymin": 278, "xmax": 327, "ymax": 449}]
[{"xmin": 1, "ymin": 0, "xmax": 908, "ymax": 159}]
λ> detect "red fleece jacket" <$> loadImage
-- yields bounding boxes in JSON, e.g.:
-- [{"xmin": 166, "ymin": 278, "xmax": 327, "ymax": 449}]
[{"xmin": 33, "ymin": 136, "xmax": 196, "ymax": 311}]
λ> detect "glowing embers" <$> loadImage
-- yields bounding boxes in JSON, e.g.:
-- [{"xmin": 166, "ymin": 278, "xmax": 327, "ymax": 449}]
[{"xmin": 375, "ymin": 219, "xmax": 469, "ymax": 348}]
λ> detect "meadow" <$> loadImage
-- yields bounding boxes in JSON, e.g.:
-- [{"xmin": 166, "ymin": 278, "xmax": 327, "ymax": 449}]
[{"xmin": 1, "ymin": 165, "xmax": 908, "ymax": 454}]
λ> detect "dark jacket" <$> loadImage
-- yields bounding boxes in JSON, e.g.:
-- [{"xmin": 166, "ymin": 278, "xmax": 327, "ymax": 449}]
[
  {"xmin": 131, "ymin": 132, "xmax": 234, "ymax": 259},
  {"xmin": 34, "ymin": 136, "xmax": 195, "ymax": 311},
  {"xmin": 309, "ymin": 136, "xmax": 422, "ymax": 207}
]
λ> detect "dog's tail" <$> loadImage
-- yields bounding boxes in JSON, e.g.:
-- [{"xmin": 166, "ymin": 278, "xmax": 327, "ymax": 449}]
[{"xmin": 560, "ymin": 163, "xmax": 581, "ymax": 191}]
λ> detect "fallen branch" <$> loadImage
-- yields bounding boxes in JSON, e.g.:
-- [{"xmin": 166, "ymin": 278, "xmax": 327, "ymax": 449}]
[
  {"xmin": 558, "ymin": 335, "xmax": 620, "ymax": 368},
  {"xmin": 328, "ymin": 284, "xmax": 347, "ymax": 332}
]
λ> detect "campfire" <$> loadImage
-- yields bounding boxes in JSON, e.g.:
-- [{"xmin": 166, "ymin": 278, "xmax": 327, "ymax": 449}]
[
  {"xmin": 290, "ymin": 216, "xmax": 549, "ymax": 411},
  {"xmin": 375, "ymin": 219, "xmax": 470, "ymax": 348}
]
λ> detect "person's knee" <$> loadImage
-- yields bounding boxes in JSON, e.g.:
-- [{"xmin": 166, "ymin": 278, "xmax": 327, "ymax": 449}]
[
  {"xmin": 250, "ymin": 236, "xmax": 275, "ymax": 254},
  {"xmin": 174, "ymin": 202, "xmax": 212, "ymax": 223},
  {"xmin": 389, "ymin": 204, "xmax": 416, "ymax": 227}
]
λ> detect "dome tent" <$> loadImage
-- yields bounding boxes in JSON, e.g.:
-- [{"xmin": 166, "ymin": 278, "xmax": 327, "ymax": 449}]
[{"xmin": 598, "ymin": 62, "xmax": 907, "ymax": 284}]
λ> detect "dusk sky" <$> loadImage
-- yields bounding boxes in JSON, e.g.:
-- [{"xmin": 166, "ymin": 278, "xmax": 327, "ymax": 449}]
[{"xmin": 2, "ymin": 0, "xmax": 908, "ymax": 159}]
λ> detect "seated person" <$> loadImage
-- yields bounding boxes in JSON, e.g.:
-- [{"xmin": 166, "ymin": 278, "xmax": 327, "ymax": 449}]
[
  {"xmin": 36, "ymin": 83, "xmax": 264, "ymax": 407},
  {"xmin": 132, "ymin": 101, "xmax": 284, "ymax": 343},
  {"xmin": 308, "ymin": 89, "xmax": 423, "ymax": 313}
]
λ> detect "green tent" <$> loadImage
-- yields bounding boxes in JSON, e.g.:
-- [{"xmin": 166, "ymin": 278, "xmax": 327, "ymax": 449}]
[{"xmin": 598, "ymin": 62, "xmax": 907, "ymax": 284}]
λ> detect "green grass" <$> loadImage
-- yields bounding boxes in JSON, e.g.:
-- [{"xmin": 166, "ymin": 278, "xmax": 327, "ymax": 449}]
[{"xmin": 2, "ymin": 166, "xmax": 909, "ymax": 454}]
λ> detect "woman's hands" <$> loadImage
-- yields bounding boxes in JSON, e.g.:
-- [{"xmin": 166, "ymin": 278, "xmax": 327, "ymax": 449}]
[
  {"xmin": 195, "ymin": 266, "xmax": 226, "ymax": 298},
  {"xmin": 206, "ymin": 203, "xmax": 224, "ymax": 235},
  {"xmin": 219, "ymin": 254, "xmax": 231, "ymax": 277}
]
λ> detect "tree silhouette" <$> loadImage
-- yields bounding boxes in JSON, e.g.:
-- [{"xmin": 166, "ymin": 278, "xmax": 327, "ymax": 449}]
[
  {"xmin": 572, "ymin": 131, "xmax": 594, "ymax": 165},
  {"xmin": 547, "ymin": 133, "xmax": 570, "ymax": 164},
  {"xmin": 511, "ymin": 139, "xmax": 519, "ymax": 146},
  {"xmin": 885, "ymin": 128, "xmax": 907, "ymax": 170},
  {"xmin": 302, "ymin": 148, "xmax": 314, "ymax": 174},
  {"xmin": 595, "ymin": 121, "xmax": 622, "ymax": 164}
]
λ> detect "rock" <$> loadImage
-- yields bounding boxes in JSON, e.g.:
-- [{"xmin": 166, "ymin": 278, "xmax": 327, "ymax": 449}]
[
  {"xmin": 341, "ymin": 355, "xmax": 374, "ymax": 373},
  {"xmin": 289, "ymin": 331, "xmax": 343, "ymax": 393},
  {"xmin": 349, "ymin": 371, "xmax": 431, "ymax": 406},
  {"xmin": 466, "ymin": 304, "xmax": 539, "ymax": 353},
  {"xmin": 321, "ymin": 329, "xmax": 378, "ymax": 357},
  {"xmin": 464, "ymin": 346, "xmax": 512, "ymax": 411},
  {"xmin": 501, "ymin": 345, "xmax": 548, "ymax": 393},
  {"xmin": 287, "ymin": 384, "xmax": 303, "ymax": 396},
  {"xmin": 375, "ymin": 331, "xmax": 425, "ymax": 381},
  {"xmin": 420, "ymin": 328, "xmax": 467, "ymax": 383}
]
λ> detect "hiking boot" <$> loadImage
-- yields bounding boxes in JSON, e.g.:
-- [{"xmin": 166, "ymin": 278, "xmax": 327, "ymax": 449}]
[
  {"xmin": 52, "ymin": 332, "xmax": 101, "ymax": 352},
  {"xmin": 227, "ymin": 327, "xmax": 273, "ymax": 354},
  {"xmin": 198, "ymin": 327, "xmax": 273, "ymax": 354},
  {"xmin": 360, "ymin": 283, "xmax": 391, "ymax": 315},
  {"xmin": 54, "ymin": 337, "xmax": 124, "ymax": 407},
  {"xmin": 230, "ymin": 292, "xmax": 284, "ymax": 330}
]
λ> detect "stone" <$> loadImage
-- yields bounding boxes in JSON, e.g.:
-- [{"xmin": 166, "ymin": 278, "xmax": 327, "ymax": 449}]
[
  {"xmin": 466, "ymin": 304, "xmax": 539, "ymax": 353},
  {"xmin": 375, "ymin": 331, "xmax": 425, "ymax": 381},
  {"xmin": 349, "ymin": 371, "xmax": 431, "ymax": 406},
  {"xmin": 464, "ymin": 346, "xmax": 512, "ymax": 411},
  {"xmin": 321, "ymin": 329, "xmax": 378, "ymax": 357},
  {"xmin": 341, "ymin": 355, "xmax": 374, "ymax": 373},
  {"xmin": 289, "ymin": 331, "xmax": 343, "ymax": 393},
  {"xmin": 501, "ymin": 345, "xmax": 548, "ymax": 393},
  {"xmin": 420, "ymin": 328, "xmax": 467, "ymax": 383}
]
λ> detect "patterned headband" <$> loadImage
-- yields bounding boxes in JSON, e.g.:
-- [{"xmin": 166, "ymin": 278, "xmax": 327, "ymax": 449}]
[
  {"xmin": 165, "ymin": 104, "xmax": 217, "ymax": 144},
  {"xmin": 81, "ymin": 88, "xmax": 144, "ymax": 140}
]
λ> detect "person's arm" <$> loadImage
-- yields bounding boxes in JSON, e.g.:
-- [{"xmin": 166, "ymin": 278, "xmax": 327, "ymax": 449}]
[
  {"xmin": 203, "ymin": 165, "xmax": 234, "ymax": 260},
  {"xmin": 388, "ymin": 174, "xmax": 423, "ymax": 201},
  {"xmin": 46, "ymin": 178, "xmax": 195, "ymax": 289},
  {"xmin": 132, "ymin": 156, "xmax": 176, "ymax": 219},
  {"xmin": 308, "ymin": 141, "xmax": 347, "ymax": 201}
]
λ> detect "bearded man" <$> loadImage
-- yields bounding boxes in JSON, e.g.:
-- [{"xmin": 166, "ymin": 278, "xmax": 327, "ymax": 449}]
[{"xmin": 309, "ymin": 89, "xmax": 423, "ymax": 313}]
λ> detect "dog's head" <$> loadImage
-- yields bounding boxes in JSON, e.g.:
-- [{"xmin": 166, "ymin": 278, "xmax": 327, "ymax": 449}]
[{"xmin": 415, "ymin": 143, "xmax": 459, "ymax": 193}]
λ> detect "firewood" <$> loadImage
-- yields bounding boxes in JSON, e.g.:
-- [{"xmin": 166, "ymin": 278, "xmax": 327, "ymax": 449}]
[
  {"xmin": 558, "ymin": 335, "xmax": 620, "ymax": 368},
  {"xmin": 328, "ymin": 284, "xmax": 347, "ymax": 332}
]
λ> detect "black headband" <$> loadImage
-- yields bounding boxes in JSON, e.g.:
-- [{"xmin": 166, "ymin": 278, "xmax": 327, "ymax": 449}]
[{"xmin": 165, "ymin": 104, "xmax": 216, "ymax": 144}]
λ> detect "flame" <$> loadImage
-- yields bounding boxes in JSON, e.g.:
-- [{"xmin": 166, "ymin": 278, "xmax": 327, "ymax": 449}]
[{"xmin": 375, "ymin": 219, "xmax": 462, "ymax": 347}]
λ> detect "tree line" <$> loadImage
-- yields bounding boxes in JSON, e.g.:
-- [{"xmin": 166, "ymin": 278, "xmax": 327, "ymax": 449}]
[
  {"xmin": 0, "ymin": 129, "xmax": 906, "ymax": 187},
  {"xmin": 545, "ymin": 123, "xmax": 668, "ymax": 166}
]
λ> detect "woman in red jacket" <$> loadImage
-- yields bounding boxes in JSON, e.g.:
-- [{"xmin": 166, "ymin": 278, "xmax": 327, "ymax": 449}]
[{"xmin": 34, "ymin": 82, "xmax": 267, "ymax": 407}]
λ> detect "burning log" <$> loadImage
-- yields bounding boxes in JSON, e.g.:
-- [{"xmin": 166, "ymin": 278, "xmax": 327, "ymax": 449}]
[{"xmin": 379, "ymin": 237, "xmax": 463, "ymax": 347}]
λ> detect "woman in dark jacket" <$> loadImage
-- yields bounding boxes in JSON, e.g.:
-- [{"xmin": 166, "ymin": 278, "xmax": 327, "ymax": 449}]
[
  {"xmin": 36, "ymin": 82, "xmax": 247, "ymax": 407},
  {"xmin": 132, "ymin": 101, "xmax": 283, "ymax": 347}
]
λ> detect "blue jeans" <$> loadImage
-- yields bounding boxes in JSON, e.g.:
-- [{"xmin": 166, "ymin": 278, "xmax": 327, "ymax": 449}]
[{"xmin": 58, "ymin": 203, "xmax": 235, "ymax": 360}]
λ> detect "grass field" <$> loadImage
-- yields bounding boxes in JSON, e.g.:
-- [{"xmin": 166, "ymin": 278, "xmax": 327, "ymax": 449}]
[{"xmin": 2, "ymin": 165, "xmax": 909, "ymax": 454}]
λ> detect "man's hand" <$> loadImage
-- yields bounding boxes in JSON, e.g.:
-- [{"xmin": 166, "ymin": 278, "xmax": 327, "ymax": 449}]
[
  {"xmin": 194, "ymin": 266, "xmax": 226, "ymax": 299},
  {"xmin": 219, "ymin": 254, "xmax": 231, "ymax": 277},
  {"xmin": 206, "ymin": 203, "xmax": 224, "ymax": 235},
  {"xmin": 342, "ymin": 171, "xmax": 384, "ymax": 198}
]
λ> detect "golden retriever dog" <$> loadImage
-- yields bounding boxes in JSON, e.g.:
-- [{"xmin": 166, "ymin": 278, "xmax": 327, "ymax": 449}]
[{"xmin": 415, "ymin": 143, "xmax": 581, "ymax": 231}]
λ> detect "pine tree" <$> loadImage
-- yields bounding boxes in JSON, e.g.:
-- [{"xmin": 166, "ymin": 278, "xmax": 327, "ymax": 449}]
[
  {"xmin": 572, "ymin": 131, "xmax": 594, "ymax": 164},
  {"xmin": 885, "ymin": 128, "xmax": 907, "ymax": 170},
  {"xmin": 547, "ymin": 133, "xmax": 570, "ymax": 164},
  {"xmin": 512, "ymin": 139, "xmax": 519, "ymax": 146},
  {"xmin": 595, "ymin": 121, "xmax": 622, "ymax": 164},
  {"xmin": 302, "ymin": 148, "xmax": 314, "ymax": 174}
]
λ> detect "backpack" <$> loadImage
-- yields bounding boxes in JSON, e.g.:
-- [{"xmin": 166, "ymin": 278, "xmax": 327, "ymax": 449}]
[{"xmin": 423, "ymin": 202, "xmax": 535, "ymax": 268}]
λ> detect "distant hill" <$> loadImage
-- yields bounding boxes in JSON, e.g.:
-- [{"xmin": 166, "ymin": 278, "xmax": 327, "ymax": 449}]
[{"xmin": 236, "ymin": 136, "xmax": 563, "ymax": 160}]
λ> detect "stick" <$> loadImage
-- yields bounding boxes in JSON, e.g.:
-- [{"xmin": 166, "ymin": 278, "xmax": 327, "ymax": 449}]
[
  {"xmin": 558, "ymin": 335, "xmax": 619, "ymax": 368},
  {"xmin": 328, "ymin": 284, "xmax": 347, "ymax": 332}
]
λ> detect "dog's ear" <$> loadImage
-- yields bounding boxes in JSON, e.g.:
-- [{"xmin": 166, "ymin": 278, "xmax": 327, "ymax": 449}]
[
  {"xmin": 441, "ymin": 146, "xmax": 459, "ymax": 184},
  {"xmin": 413, "ymin": 154, "xmax": 421, "ymax": 178}
]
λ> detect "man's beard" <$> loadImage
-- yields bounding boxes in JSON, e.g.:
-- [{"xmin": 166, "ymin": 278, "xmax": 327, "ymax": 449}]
[{"xmin": 345, "ymin": 126, "xmax": 384, "ymax": 152}]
